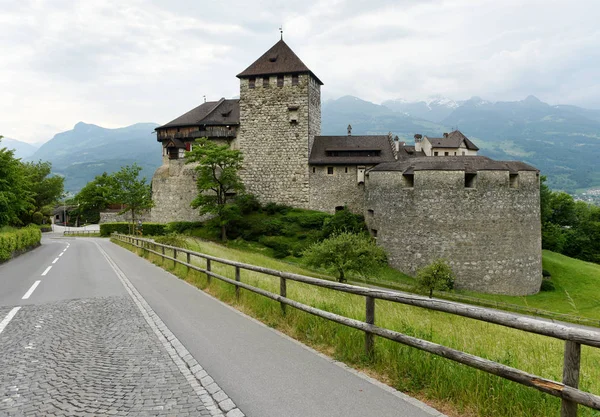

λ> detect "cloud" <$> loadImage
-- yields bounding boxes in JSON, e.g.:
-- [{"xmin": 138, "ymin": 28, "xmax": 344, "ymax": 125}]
[{"xmin": 1, "ymin": 0, "xmax": 599, "ymax": 142}]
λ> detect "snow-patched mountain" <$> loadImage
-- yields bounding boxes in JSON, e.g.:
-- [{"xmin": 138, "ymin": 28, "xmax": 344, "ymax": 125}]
[{"xmin": 382, "ymin": 96, "xmax": 458, "ymax": 122}]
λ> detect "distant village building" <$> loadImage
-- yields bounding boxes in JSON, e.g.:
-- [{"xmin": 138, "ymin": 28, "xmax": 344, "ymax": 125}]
[{"xmin": 150, "ymin": 38, "xmax": 542, "ymax": 296}]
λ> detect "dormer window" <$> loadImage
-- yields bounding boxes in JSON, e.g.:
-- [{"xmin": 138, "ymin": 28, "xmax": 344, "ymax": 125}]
[{"xmin": 269, "ymin": 54, "xmax": 278, "ymax": 62}]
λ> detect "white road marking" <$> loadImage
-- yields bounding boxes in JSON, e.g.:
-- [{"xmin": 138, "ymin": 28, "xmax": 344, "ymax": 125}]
[
  {"xmin": 58, "ymin": 252, "xmax": 64, "ymax": 257},
  {"xmin": 41, "ymin": 266, "xmax": 52, "ymax": 276},
  {"xmin": 52, "ymin": 258, "xmax": 59, "ymax": 264},
  {"xmin": 0, "ymin": 307, "xmax": 21, "ymax": 335},
  {"xmin": 22, "ymin": 281, "xmax": 41, "ymax": 299}
]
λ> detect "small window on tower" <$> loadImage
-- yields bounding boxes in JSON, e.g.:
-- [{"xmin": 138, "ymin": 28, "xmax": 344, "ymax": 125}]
[
  {"xmin": 312, "ymin": 167, "xmax": 316, "ymax": 173},
  {"xmin": 510, "ymin": 173, "xmax": 519, "ymax": 189},
  {"xmin": 292, "ymin": 74, "xmax": 299, "ymax": 86},
  {"xmin": 249, "ymin": 78, "xmax": 255, "ymax": 89},
  {"xmin": 465, "ymin": 173, "xmax": 477, "ymax": 188},
  {"xmin": 345, "ymin": 167, "xmax": 348, "ymax": 173},
  {"xmin": 277, "ymin": 75, "xmax": 284, "ymax": 87},
  {"xmin": 327, "ymin": 167, "xmax": 334, "ymax": 175},
  {"xmin": 263, "ymin": 76, "xmax": 269, "ymax": 87}
]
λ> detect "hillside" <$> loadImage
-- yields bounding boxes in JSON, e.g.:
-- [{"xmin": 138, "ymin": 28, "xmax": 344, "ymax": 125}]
[
  {"xmin": 26, "ymin": 122, "xmax": 161, "ymax": 193},
  {"xmin": 0, "ymin": 138, "xmax": 39, "ymax": 159},
  {"xmin": 324, "ymin": 95, "xmax": 600, "ymax": 192}
]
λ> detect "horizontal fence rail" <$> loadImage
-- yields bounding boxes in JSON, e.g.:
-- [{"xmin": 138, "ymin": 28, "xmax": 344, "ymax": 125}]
[
  {"xmin": 113, "ymin": 233, "xmax": 600, "ymax": 416},
  {"xmin": 63, "ymin": 230, "xmax": 100, "ymax": 236}
]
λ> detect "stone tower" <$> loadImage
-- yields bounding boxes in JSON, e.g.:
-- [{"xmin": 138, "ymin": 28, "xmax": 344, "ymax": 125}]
[{"xmin": 236, "ymin": 40, "xmax": 322, "ymax": 208}]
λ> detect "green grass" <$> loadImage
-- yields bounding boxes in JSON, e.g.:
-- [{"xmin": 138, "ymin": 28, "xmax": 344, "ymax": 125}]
[
  {"xmin": 115, "ymin": 237, "xmax": 600, "ymax": 417},
  {"xmin": 459, "ymin": 250, "xmax": 600, "ymax": 320}
]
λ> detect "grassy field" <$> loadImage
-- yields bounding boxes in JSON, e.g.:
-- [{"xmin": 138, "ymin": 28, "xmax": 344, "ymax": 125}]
[
  {"xmin": 115, "ymin": 237, "xmax": 600, "ymax": 417},
  {"xmin": 460, "ymin": 250, "xmax": 600, "ymax": 320}
]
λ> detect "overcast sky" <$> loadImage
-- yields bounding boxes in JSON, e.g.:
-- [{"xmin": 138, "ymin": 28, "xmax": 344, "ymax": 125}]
[{"xmin": 2, "ymin": 0, "xmax": 599, "ymax": 143}]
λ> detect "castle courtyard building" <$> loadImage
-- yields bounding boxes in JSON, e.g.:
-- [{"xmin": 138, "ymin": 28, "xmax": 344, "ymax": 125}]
[{"xmin": 150, "ymin": 38, "xmax": 542, "ymax": 296}]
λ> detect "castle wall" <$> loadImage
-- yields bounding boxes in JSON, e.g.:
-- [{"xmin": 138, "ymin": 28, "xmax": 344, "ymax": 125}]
[
  {"xmin": 365, "ymin": 169, "xmax": 542, "ymax": 295},
  {"xmin": 150, "ymin": 160, "xmax": 207, "ymax": 223},
  {"xmin": 309, "ymin": 165, "xmax": 366, "ymax": 214},
  {"xmin": 237, "ymin": 74, "xmax": 320, "ymax": 208}
]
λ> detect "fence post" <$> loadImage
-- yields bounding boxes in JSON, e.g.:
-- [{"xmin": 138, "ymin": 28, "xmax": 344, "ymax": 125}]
[
  {"xmin": 235, "ymin": 266, "xmax": 241, "ymax": 300},
  {"xmin": 365, "ymin": 296, "xmax": 375, "ymax": 359},
  {"xmin": 280, "ymin": 277, "xmax": 287, "ymax": 315},
  {"xmin": 173, "ymin": 249, "xmax": 177, "ymax": 268},
  {"xmin": 186, "ymin": 252, "xmax": 191, "ymax": 273},
  {"xmin": 206, "ymin": 259, "xmax": 211, "ymax": 283},
  {"xmin": 561, "ymin": 340, "xmax": 581, "ymax": 417},
  {"xmin": 161, "ymin": 245, "xmax": 165, "ymax": 262}
]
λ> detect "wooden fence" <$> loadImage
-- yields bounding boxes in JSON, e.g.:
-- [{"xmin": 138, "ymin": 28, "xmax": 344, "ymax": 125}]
[{"xmin": 113, "ymin": 233, "xmax": 600, "ymax": 417}]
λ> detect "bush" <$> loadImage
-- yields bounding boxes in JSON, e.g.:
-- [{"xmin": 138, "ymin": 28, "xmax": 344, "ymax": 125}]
[
  {"xmin": 32, "ymin": 212, "xmax": 44, "ymax": 225},
  {"xmin": 287, "ymin": 212, "xmax": 331, "ymax": 228},
  {"xmin": 416, "ymin": 259, "xmax": 455, "ymax": 298},
  {"xmin": 154, "ymin": 233, "xmax": 189, "ymax": 249},
  {"xmin": 540, "ymin": 279, "xmax": 555, "ymax": 292},
  {"xmin": 321, "ymin": 207, "xmax": 366, "ymax": 238},
  {"xmin": 165, "ymin": 221, "xmax": 203, "ymax": 234},
  {"xmin": 100, "ymin": 222, "xmax": 166, "ymax": 237},
  {"xmin": 542, "ymin": 269, "xmax": 552, "ymax": 279},
  {"xmin": 264, "ymin": 202, "xmax": 291, "ymax": 215},
  {"xmin": 259, "ymin": 236, "xmax": 293, "ymax": 258},
  {"xmin": 0, "ymin": 226, "xmax": 41, "ymax": 262},
  {"xmin": 236, "ymin": 194, "xmax": 261, "ymax": 214}
]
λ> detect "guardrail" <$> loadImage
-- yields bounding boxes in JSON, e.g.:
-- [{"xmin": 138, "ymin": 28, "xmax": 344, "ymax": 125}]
[
  {"xmin": 63, "ymin": 230, "xmax": 100, "ymax": 236},
  {"xmin": 113, "ymin": 233, "xmax": 600, "ymax": 416}
]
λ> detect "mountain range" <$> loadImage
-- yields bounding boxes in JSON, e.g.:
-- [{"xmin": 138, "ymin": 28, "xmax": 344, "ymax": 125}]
[
  {"xmin": 7, "ymin": 95, "xmax": 600, "ymax": 194},
  {"xmin": 1, "ymin": 138, "xmax": 39, "ymax": 159},
  {"xmin": 23, "ymin": 122, "xmax": 161, "ymax": 193}
]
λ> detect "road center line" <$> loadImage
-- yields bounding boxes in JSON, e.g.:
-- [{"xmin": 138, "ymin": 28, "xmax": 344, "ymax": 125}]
[
  {"xmin": 41, "ymin": 266, "xmax": 52, "ymax": 276},
  {"xmin": 58, "ymin": 252, "xmax": 64, "ymax": 257},
  {"xmin": 0, "ymin": 307, "xmax": 21, "ymax": 335},
  {"xmin": 22, "ymin": 281, "xmax": 41, "ymax": 300},
  {"xmin": 52, "ymin": 258, "xmax": 59, "ymax": 264}
]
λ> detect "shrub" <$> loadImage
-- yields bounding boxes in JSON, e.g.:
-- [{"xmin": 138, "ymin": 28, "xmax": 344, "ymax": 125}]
[
  {"xmin": 32, "ymin": 212, "xmax": 44, "ymax": 225},
  {"xmin": 0, "ymin": 226, "xmax": 41, "ymax": 262},
  {"xmin": 542, "ymin": 269, "xmax": 552, "ymax": 279},
  {"xmin": 264, "ymin": 202, "xmax": 291, "ymax": 215},
  {"xmin": 288, "ymin": 212, "xmax": 331, "ymax": 229},
  {"xmin": 259, "ymin": 236, "xmax": 293, "ymax": 258},
  {"xmin": 100, "ymin": 222, "xmax": 166, "ymax": 237},
  {"xmin": 236, "ymin": 194, "xmax": 261, "ymax": 214},
  {"xmin": 540, "ymin": 279, "xmax": 555, "ymax": 292},
  {"xmin": 416, "ymin": 259, "xmax": 455, "ymax": 298},
  {"xmin": 154, "ymin": 233, "xmax": 189, "ymax": 249},
  {"xmin": 321, "ymin": 207, "xmax": 366, "ymax": 238},
  {"xmin": 165, "ymin": 221, "xmax": 203, "ymax": 234}
]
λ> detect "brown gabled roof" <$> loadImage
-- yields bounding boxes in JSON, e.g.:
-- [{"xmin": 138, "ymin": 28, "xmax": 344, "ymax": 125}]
[
  {"xmin": 370, "ymin": 156, "xmax": 538, "ymax": 173},
  {"xmin": 157, "ymin": 98, "xmax": 240, "ymax": 129},
  {"xmin": 237, "ymin": 40, "xmax": 323, "ymax": 85},
  {"xmin": 309, "ymin": 136, "xmax": 396, "ymax": 165},
  {"xmin": 425, "ymin": 130, "xmax": 479, "ymax": 151}
]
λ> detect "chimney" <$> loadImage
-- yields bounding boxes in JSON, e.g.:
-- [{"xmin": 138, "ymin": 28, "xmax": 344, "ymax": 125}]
[
  {"xmin": 443, "ymin": 132, "xmax": 449, "ymax": 138},
  {"xmin": 394, "ymin": 135, "xmax": 401, "ymax": 153},
  {"xmin": 414, "ymin": 134, "xmax": 423, "ymax": 152}
]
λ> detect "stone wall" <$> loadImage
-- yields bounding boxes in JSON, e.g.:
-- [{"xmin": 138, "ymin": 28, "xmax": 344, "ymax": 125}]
[
  {"xmin": 237, "ymin": 73, "xmax": 320, "ymax": 208},
  {"xmin": 150, "ymin": 160, "xmax": 206, "ymax": 224},
  {"xmin": 365, "ymin": 169, "xmax": 542, "ymax": 295},
  {"xmin": 309, "ymin": 165, "xmax": 367, "ymax": 214},
  {"xmin": 99, "ymin": 210, "xmax": 150, "ymax": 224}
]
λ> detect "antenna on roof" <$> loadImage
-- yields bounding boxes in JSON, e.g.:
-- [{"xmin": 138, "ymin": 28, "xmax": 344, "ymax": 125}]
[{"xmin": 279, "ymin": 25, "xmax": 283, "ymax": 40}]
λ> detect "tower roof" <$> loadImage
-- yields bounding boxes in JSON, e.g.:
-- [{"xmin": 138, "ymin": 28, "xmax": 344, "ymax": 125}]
[{"xmin": 237, "ymin": 40, "xmax": 323, "ymax": 85}]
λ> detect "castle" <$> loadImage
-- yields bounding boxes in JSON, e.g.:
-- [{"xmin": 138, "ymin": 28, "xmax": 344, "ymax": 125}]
[{"xmin": 151, "ymin": 39, "xmax": 542, "ymax": 296}]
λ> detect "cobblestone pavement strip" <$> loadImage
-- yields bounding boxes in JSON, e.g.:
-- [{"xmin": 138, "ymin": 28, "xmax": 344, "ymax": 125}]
[{"xmin": 0, "ymin": 296, "xmax": 213, "ymax": 416}]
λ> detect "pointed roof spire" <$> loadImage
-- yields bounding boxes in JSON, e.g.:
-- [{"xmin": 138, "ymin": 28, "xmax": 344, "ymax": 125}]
[
  {"xmin": 237, "ymin": 39, "xmax": 323, "ymax": 85},
  {"xmin": 279, "ymin": 25, "xmax": 283, "ymax": 40}
]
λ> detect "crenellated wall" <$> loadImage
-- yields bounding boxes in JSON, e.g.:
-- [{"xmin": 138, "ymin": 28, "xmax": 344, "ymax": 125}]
[{"xmin": 365, "ymin": 169, "xmax": 542, "ymax": 295}]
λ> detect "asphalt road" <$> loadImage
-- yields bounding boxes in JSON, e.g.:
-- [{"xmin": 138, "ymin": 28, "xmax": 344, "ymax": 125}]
[{"xmin": 0, "ymin": 234, "xmax": 444, "ymax": 417}]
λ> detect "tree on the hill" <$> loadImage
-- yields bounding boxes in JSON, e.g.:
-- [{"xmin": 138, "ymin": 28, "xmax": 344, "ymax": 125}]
[
  {"xmin": 303, "ymin": 232, "xmax": 387, "ymax": 282},
  {"xmin": 185, "ymin": 138, "xmax": 244, "ymax": 241},
  {"xmin": 112, "ymin": 164, "xmax": 153, "ymax": 233},
  {"xmin": 416, "ymin": 259, "xmax": 455, "ymax": 298},
  {"xmin": 0, "ymin": 136, "xmax": 33, "ymax": 226}
]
